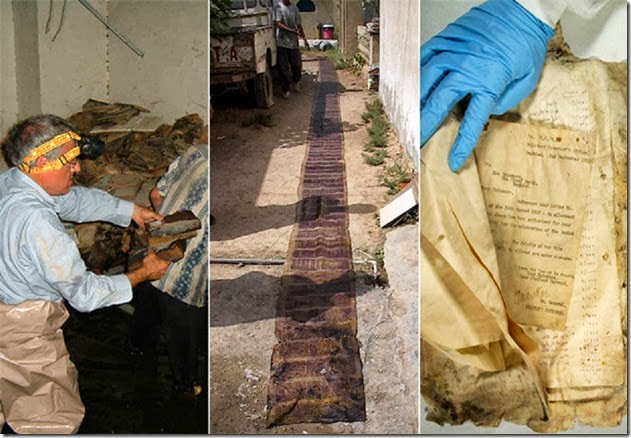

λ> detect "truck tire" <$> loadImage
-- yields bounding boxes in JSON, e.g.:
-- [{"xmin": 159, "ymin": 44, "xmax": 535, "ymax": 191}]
[{"xmin": 254, "ymin": 63, "xmax": 274, "ymax": 109}]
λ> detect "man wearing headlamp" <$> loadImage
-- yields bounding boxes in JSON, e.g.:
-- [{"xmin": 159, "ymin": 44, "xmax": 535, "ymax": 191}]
[{"xmin": 0, "ymin": 114, "xmax": 171, "ymax": 434}]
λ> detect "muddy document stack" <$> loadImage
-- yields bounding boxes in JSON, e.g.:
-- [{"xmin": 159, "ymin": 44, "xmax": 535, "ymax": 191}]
[
  {"xmin": 420, "ymin": 34, "xmax": 627, "ymax": 433},
  {"xmin": 127, "ymin": 211, "xmax": 202, "ymax": 270},
  {"xmin": 266, "ymin": 59, "xmax": 366, "ymax": 427},
  {"xmin": 64, "ymin": 99, "xmax": 206, "ymax": 274}
]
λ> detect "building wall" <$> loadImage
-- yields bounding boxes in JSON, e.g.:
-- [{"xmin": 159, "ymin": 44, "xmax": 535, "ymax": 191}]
[
  {"xmin": 1, "ymin": 1, "xmax": 19, "ymax": 169},
  {"xmin": 338, "ymin": 0, "xmax": 364, "ymax": 56},
  {"xmin": 1, "ymin": 0, "xmax": 208, "ymax": 169},
  {"xmin": 300, "ymin": 0, "xmax": 336, "ymax": 39},
  {"xmin": 379, "ymin": 0, "xmax": 419, "ymax": 171},
  {"xmin": 37, "ymin": 0, "xmax": 109, "ymax": 118},
  {"xmin": 108, "ymin": 0, "xmax": 208, "ymax": 122}
]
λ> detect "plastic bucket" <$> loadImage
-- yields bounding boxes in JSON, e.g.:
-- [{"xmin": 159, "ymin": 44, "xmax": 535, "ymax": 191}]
[{"xmin": 322, "ymin": 25, "xmax": 334, "ymax": 40}]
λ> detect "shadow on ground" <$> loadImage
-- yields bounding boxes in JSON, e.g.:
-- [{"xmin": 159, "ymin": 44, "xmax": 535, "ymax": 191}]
[
  {"xmin": 210, "ymin": 269, "xmax": 381, "ymax": 328},
  {"xmin": 209, "ymin": 201, "xmax": 376, "ymax": 242},
  {"xmin": 210, "ymin": 55, "xmax": 371, "ymax": 244}
]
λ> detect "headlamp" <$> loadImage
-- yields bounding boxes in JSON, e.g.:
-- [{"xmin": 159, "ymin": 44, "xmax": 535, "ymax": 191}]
[
  {"xmin": 77, "ymin": 135, "xmax": 105, "ymax": 160},
  {"xmin": 17, "ymin": 130, "xmax": 105, "ymax": 174}
]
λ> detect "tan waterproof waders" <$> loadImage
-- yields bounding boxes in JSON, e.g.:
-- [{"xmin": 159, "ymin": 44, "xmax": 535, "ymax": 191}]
[{"xmin": 0, "ymin": 300, "xmax": 84, "ymax": 433}]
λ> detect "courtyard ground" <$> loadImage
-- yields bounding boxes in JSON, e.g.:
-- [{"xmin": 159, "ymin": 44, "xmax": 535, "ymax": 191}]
[{"xmin": 209, "ymin": 52, "xmax": 419, "ymax": 434}]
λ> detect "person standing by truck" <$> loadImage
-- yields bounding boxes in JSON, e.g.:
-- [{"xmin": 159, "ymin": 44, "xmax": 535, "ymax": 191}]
[{"xmin": 274, "ymin": 0, "xmax": 307, "ymax": 98}]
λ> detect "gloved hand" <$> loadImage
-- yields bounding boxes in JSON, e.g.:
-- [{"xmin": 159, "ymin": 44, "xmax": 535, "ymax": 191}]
[{"xmin": 420, "ymin": 0, "xmax": 555, "ymax": 171}]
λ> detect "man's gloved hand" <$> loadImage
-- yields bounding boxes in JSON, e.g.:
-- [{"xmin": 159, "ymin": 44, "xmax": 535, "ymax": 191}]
[{"xmin": 420, "ymin": 0, "xmax": 555, "ymax": 171}]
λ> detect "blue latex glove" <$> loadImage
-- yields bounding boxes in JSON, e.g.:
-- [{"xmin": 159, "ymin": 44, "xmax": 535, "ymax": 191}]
[{"xmin": 420, "ymin": 0, "xmax": 555, "ymax": 171}]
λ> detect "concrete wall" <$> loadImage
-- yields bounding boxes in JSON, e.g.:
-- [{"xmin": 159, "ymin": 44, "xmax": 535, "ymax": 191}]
[
  {"xmin": 37, "ymin": 0, "xmax": 109, "ymax": 117},
  {"xmin": 1, "ymin": 0, "xmax": 208, "ymax": 169},
  {"xmin": 338, "ymin": 0, "xmax": 364, "ymax": 56},
  {"xmin": 0, "ymin": 1, "xmax": 19, "ymax": 164},
  {"xmin": 379, "ymin": 0, "xmax": 419, "ymax": 171},
  {"xmin": 108, "ymin": 0, "xmax": 208, "ymax": 122},
  {"xmin": 300, "ymin": 0, "xmax": 336, "ymax": 39}
]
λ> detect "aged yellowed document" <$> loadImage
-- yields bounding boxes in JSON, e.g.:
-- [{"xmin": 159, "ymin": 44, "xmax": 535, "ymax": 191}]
[
  {"xmin": 476, "ymin": 121, "xmax": 595, "ymax": 330},
  {"xmin": 421, "ymin": 47, "xmax": 627, "ymax": 432},
  {"xmin": 476, "ymin": 119, "xmax": 625, "ymax": 398}
]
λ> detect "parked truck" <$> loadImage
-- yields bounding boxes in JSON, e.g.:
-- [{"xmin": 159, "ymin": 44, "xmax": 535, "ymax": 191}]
[{"xmin": 211, "ymin": 0, "xmax": 277, "ymax": 108}]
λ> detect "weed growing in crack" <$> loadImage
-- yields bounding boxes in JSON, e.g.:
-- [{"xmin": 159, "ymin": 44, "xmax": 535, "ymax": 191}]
[
  {"xmin": 367, "ymin": 117, "xmax": 389, "ymax": 148},
  {"xmin": 324, "ymin": 48, "xmax": 367, "ymax": 76},
  {"xmin": 325, "ymin": 49, "xmax": 350, "ymax": 70},
  {"xmin": 380, "ymin": 162, "xmax": 412, "ymax": 195},
  {"xmin": 349, "ymin": 52, "xmax": 366, "ymax": 75},
  {"xmin": 362, "ymin": 149, "xmax": 387, "ymax": 166},
  {"xmin": 361, "ymin": 99, "xmax": 384, "ymax": 122},
  {"xmin": 362, "ymin": 98, "xmax": 390, "ymax": 165},
  {"xmin": 389, "ymin": 207, "xmax": 419, "ymax": 227},
  {"xmin": 365, "ymin": 246, "xmax": 389, "ymax": 287}
]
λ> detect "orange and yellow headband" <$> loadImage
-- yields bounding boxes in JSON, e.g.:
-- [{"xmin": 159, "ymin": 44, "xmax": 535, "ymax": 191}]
[{"xmin": 18, "ymin": 131, "xmax": 81, "ymax": 174}]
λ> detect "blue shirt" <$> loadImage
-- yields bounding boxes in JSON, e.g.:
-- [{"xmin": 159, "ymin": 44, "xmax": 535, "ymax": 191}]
[
  {"xmin": 152, "ymin": 144, "xmax": 208, "ymax": 307},
  {"xmin": 0, "ymin": 168, "xmax": 134, "ymax": 311}
]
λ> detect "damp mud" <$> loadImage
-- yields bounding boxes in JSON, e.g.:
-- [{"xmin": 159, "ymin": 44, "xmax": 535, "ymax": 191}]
[{"xmin": 65, "ymin": 304, "xmax": 207, "ymax": 434}]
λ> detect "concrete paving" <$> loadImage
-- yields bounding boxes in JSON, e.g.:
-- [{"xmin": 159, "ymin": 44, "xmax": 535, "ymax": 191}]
[{"xmin": 355, "ymin": 223, "xmax": 419, "ymax": 434}]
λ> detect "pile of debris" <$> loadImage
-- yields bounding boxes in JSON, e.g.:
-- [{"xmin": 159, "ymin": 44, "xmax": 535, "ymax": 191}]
[
  {"xmin": 357, "ymin": 20, "xmax": 379, "ymax": 91},
  {"xmin": 127, "ymin": 210, "xmax": 202, "ymax": 271},
  {"xmin": 64, "ymin": 99, "xmax": 207, "ymax": 274}
]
